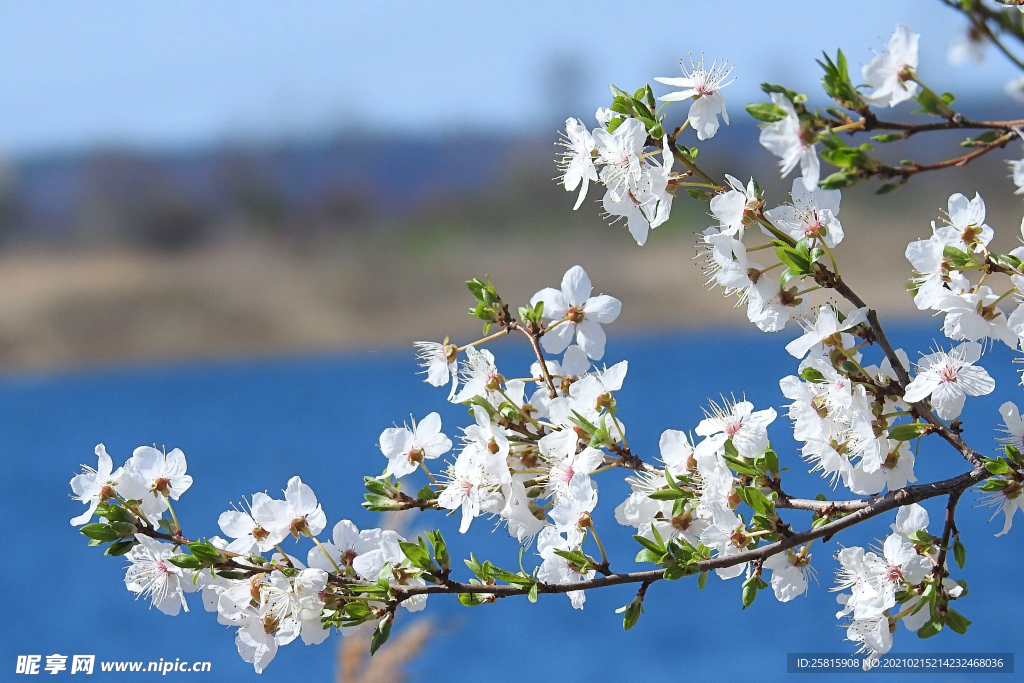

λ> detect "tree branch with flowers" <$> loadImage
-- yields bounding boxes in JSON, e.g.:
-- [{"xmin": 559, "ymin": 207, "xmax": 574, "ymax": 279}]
[{"xmin": 70, "ymin": 3, "xmax": 1024, "ymax": 673}]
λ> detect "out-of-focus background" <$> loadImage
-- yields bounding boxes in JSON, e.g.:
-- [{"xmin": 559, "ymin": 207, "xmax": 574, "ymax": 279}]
[
  {"xmin": 3, "ymin": 2, "xmax": 1024, "ymax": 682},
  {"xmin": 0, "ymin": 0, "xmax": 1021, "ymax": 369}
]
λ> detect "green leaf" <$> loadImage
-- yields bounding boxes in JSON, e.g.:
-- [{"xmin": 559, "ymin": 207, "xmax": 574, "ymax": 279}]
[
  {"xmin": 741, "ymin": 575, "xmax": 759, "ymax": 608},
  {"xmin": 985, "ymin": 458, "xmax": 1013, "ymax": 475},
  {"xmin": 363, "ymin": 493, "xmax": 401, "ymax": 512},
  {"xmin": 870, "ymin": 132, "xmax": 906, "ymax": 143},
  {"xmin": 944, "ymin": 608, "xmax": 971, "ymax": 635},
  {"xmin": 188, "ymin": 541, "xmax": 224, "ymax": 565},
  {"xmin": 697, "ymin": 570, "xmax": 708, "ymax": 590},
  {"xmin": 743, "ymin": 487, "xmax": 775, "ymax": 516},
  {"xmin": 630, "ymin": 532, "xmax": 663, "ymax": 561},
  {"xmin": 370, "ymin": 613, "xmax": 393, "ymax": 654},
  {"xmin": 908, "ymin": 529, "xmax": 934, "ymax": 545},
  {"xmin": 426, "ymin": 530, "xmax": 450, "ymax": 571},
  {"xmin": 399, "ymin": 541, "xmax": 431, "ymax": 569},
  {"xmin": 527, "ymin": 582, "xmax": 538, "ymax": 603},
  {"xmin": 104, "ymin": 539, "xmax": 137, "ymax": 556},
  {"xmin": 953, "ymin": 538, "xmax": 966, "ymax": 569},
  {"xmin": 80, "ymin": 523, "xmax": 121, "ymax": 542},
  {"xmin": 647, "ymin": 488, "xmax": 687, "ymax": 501},
  {"xmin": 745, "ymin": 102, "xmax": 787, "ymax": 122},
  {"xmin": 774, "ymin": 245, "xmax": 811, "ymax": 274},
  {"xmin": 889, "ymin": 423, "xmax": 929, "ymax": 441},
  {"xmin": 817, "ymin": 49, "xmax": 863, "ymax": 107},
  {"xmin": 800, "ymin": 367, "xmax": 826, "ymax": 383},
  {"xmin": 168, "ymin": 553, "xmax": 203, "ymax": 569},
  {"xmin": 662, "ymin": 563, "xmax": 688, "ymax": 580},
  {"xmin": 980, "ymin": 477, "xmax": 1009, "ymax": 491},
  {"xmin": 917, "ymin": 619, "xmax": 944, "ymax": 639},
  {"xmin": 457, "ymin": 591, "xmax": 486, "ymax": 607},
  {"xmin": 345, "ymin": 602, "xmax": 373, "ymax": 620},
  {"xmin": 95, "ymin": 503, "xmax": 136, "ymax": 524},
  {"xmin": 818, "ymin": 171, "xmax": 855, "ymax": 190},
  {"xmin": 635, "ymin": 548, "xmax": 663, "ymax": 564},
  {"xmin": 215, "ymin": 570, "xmax": 248, "ymax": 580},
  {"xmin": 616, "ymin": 599, "xmax": 644, "ymax": 630}
]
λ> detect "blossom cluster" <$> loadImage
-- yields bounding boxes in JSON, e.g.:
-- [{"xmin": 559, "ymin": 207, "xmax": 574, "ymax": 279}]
[
  {"xmin": 70, "ymin": 445, "xmax": 429, "ymax": 672},
  {"xmin": 68, "ymin": 11, "xmax": 1024, "ymax": 673}
]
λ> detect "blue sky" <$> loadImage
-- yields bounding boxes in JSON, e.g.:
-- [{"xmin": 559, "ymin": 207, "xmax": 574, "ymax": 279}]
[{"xmin": 0, "ymin": 0, "xmax": 1017, "ymax": 155}]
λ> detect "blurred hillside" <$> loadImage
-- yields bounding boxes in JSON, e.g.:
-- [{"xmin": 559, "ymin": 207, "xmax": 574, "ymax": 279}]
[{"xmin": 0, "ymin": 112, "xmax": 1022, "ymax": 369}]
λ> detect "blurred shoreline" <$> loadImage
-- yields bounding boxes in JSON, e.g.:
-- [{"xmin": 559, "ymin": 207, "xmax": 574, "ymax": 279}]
[
  {"xmin": 2, "ymin": 122, "xmax": 1022, "ymax": 372},
  {"xmin": 0, "ymin": 227, "xmax": 927, "ymax": 372}
]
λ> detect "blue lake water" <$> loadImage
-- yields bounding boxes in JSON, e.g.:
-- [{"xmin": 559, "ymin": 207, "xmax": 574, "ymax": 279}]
[{"xmin": 2, "ymin": 326, "xmax": 1020, "ymax": 681}]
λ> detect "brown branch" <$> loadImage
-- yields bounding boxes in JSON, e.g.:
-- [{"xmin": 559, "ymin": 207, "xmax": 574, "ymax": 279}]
[
  {"xmin": 932, "ymin": 491, "xmax": 962, "ymax": 581},
  {"xmin": 812, "ymin": 264, "xmax": 985, "ymax": 468},
  {"xmin": 388, "ymin": 465, "xmax": 986, "ymax": 601},
  {"xmin": 507, "ymin": 320, "xmax": 557, "ymax": 399},
  {"xmin": 866, "ymin": 131, "xmax": 1016, "ymax": 181},
  {"xmin": 860, "ymin": 111, "xmax": 1024, "ymax": 138}
]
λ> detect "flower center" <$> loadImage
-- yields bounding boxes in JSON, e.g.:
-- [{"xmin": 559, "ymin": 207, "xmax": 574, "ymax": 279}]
[
  {"xmin": 939, "ymin": 365, "xmax": 958, "ymax": 383},
  {"xmin": 567, "ymin": 306, "xmax": 585, "ymax": 323}
]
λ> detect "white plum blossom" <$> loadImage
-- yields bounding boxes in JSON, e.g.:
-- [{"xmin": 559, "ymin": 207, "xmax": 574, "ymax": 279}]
[
  {"xmin": 765, "ymin": 178, "xmax": 845, "ymax": 248},
  {"xmin": 595, "ymin": 106, "xmax": 621, "ymax": 127},
  {"xmin": 759, "ymin": 92, "xmax": 819, "ymax": 191},
  {"xmin": 932, "ymin": 285, "xmax": 1017, "ymax": 348},
  {"xmin": 985, "ymin": 480, "xmax": 1024, "ymax": 537},
  {"xmin": 786, "ymin": 305, "xmax": 869, "ymax": 359},
  {"xmin": 352, "ymin": 530, "xmax": 429, "ymax": 612},
  {"xmin": 764, "ymin": 551, "xmax": 812, "ymax": 602},
  {"xmin": 695, "ymin": 398, "xmax": 777, "ymax": 459},
  {"xmin": 655, "ymin": 56, "xmax": 735, "ymax": 140},
  {"xmin": 452, "ymin": 345, "xmax": 507, "ymax": 407},
  {"xmin": 601, "ymin": 136, "xmax": 674, "ymax": 246},
  {"xmin": 532, "ymin": 344, "xmax": 589, "ymax": 386},
  {"xmin": 438, "ymin": 446, "xmax": 505, "ymax": 533},
  {"xmin": 306, "ymin": 520, "xmax": 382, "ymax": 574},
  {"xmin": 710, "ymin": 174, "xmax": 758, "ymax": 237},
  {"xmin": 557, "ymin": 117, "xmax": 598, "ymax": 210},
  {"xmin": 746, "ymin": 274, "xmax": 809, "ymax": 332},
  {"xmin": 843, "ymin": 613, "xmax": 893, "ymax": 661},
  {"xmin": 378, "ymin": 412, "xmax": 452, "ymax": 480},
  {"xmin": 699, "ymin": 520, "xmax": 748, "ymax": 580},
  {"xmin": 548, "ymin": 473, "xmax": 599, "ymax": 546},
  {"xmin": 594, "ymin": 117, "xmax": 646, "ymax": 203},
  {"xmin": 414, "ymin": 341, "xmax": 459, "ymax": 399},
  {"xmin": 252, "ymin": 476, "xmax": 327, "ymax": 541},
  {"xmin": 999, "ymin": 401, "xmax": 1024, "ymax": 451},
  {"xmin": 902, "ymin": 342, "xmax": 995, "ymax": 419},
  {"xmin": 935, "ymin": 192, "xmax": 992, "ymax": 254},
  {"xmin": 531, "ymin": 265, "xmax": 621, "ymax": 360},
  {"xmin": 861, "ymin": 24, "xmax": 920, "ymax": 108},
  {"xmin": 124, "ymin": 534, "xmax": 194, "ymax": 616},
  {"xmin": 219, "ymin": 494, "xmax": 291, "ymax": 553},
  {"xmin": 537, "ymin": 527, "xmax": 595, "ymax": 609},
  {"xmin": 124, "ymin": 446, "xmax": 193, "ymax": 519},
  {"xmin": 541, "ymin": 430, "xmax": 603, "ymax": 497},
  {"xmin": 70, "ymin": 444, "xmax": 146, "ymax": 525}
]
